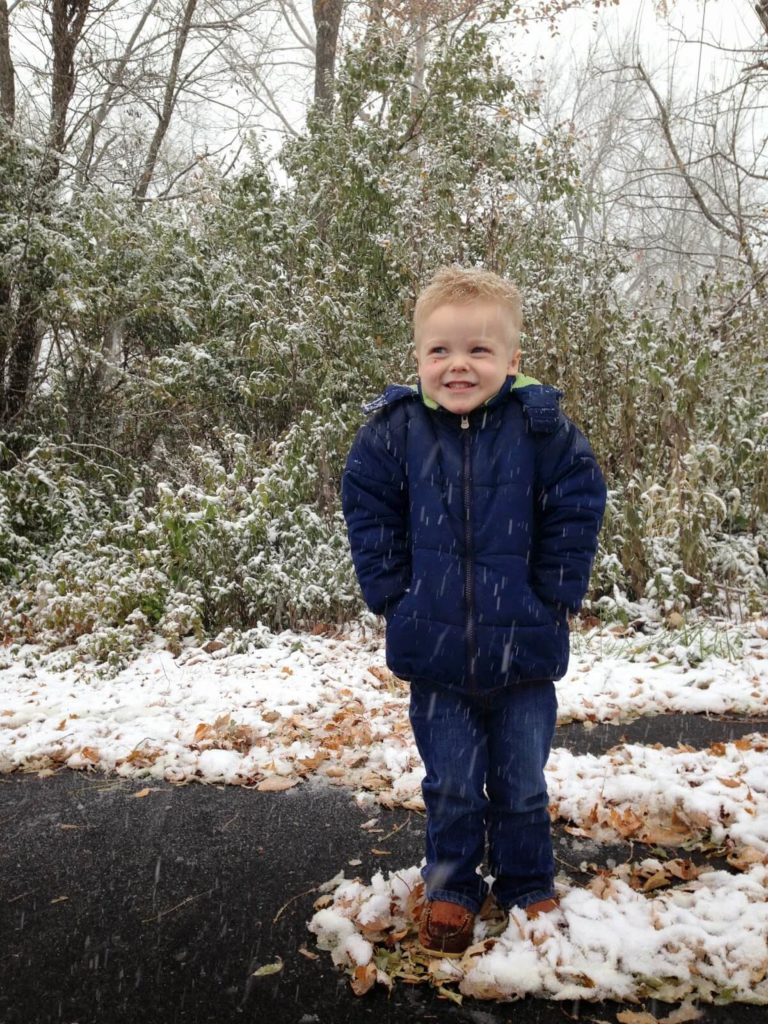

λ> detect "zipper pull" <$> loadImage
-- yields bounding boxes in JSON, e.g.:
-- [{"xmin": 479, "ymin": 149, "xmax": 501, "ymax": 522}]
[{"xmin": 460, "ymin": 415, "xmax": 469, "ymax": 430}]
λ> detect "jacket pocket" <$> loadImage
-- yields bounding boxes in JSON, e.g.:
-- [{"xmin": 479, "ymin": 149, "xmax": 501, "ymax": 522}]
[
  {"xmin": 526, "ymin": 585, "xmax": 558, "ymax": 625},
  {"xmin": 383, "ymin": 589, "xmax": 410, "ymax": 621}
]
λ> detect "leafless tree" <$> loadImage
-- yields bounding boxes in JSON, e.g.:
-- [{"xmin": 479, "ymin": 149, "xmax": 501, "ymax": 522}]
[
  {"xmin": 0, "ymin": 0, "xmax": 278, "ymax": 423},
  {"xmin": 4, "ymin": 0, "xmax": 274, "ymax": 197},
  {"xmin": 527, "ymin": 3, "xmax": 767, "ymax": 303}
]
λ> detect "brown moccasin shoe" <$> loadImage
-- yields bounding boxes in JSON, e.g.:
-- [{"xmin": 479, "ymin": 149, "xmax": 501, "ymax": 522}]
[
  {"xmin": 524, "ymin": 896, "xmax": 561, "ymax": 919},
  {"xmin": 417, "ymin": 899, "xmax": 475, "ymax": 958}
]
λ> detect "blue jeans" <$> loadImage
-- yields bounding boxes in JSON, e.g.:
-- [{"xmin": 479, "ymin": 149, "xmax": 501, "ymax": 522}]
[{"xmin": 408, "ymin": 679, "xmax": 558, "ymax": 915}]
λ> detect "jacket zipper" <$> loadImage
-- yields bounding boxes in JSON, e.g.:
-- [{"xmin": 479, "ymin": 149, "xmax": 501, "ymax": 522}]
[{"xmin": 460, "ymin": 413, "xmax": 477, "ymax": 690}]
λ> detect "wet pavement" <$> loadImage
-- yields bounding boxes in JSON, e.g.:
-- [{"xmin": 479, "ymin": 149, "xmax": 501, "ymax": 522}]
[{"xmin": 1, "ymin": 712, "xmax": 767, "ymax": 1024}]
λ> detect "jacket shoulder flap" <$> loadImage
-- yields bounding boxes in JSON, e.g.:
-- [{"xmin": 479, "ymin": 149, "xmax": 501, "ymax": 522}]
[
  {"xmin": 361, "ymin": 384, "xmax": 416, "ymax": 415},
  {"xmin": 511, "ymin": 383, "xmax": 564, "ymax": 434}
]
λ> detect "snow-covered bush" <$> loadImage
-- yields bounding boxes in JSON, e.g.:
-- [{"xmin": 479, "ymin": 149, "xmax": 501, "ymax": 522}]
[{"xmin": 0, "ymin": 20, "xmax": 765, "ymax": 667}]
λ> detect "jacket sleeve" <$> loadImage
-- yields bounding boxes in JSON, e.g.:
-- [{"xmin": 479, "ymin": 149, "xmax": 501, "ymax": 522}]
[
  {"xmin": 530, "ymin": 415, "xmax": 607, "ymax": 614},
  {"xmin": 341, "ymin": 418, "xmax": 410, "ymax": 617}
]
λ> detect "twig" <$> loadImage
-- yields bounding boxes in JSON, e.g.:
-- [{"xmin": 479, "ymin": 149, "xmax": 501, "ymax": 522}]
[
  {"xmin": 142, "ymin": 888, "xmax": 213, "ymax": 923},
  {"xmin": 378, "ymin": 817, "xmax": 410, "ymax": 843},
  {"xmin": 6, "ymin": 890, "xmax": 35, "ymax": 903},
  {"xmin": 272, "ymin": 884, "xmax": 319, "ymax": 924}
]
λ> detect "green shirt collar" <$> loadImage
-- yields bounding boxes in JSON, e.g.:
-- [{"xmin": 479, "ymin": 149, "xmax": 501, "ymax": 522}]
[{"xmin": 420, "ymin": 373, "xmax": 541, "ymax": 410}]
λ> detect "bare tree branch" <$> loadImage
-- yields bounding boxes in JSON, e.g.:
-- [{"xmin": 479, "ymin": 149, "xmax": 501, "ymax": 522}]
[
  {"xmin": 133, "ymin": 0, "xmax": 198, "ymax": 200},
  {"xmin": 74, "ymin": 0, "xmax": 160, "ymax": 189}
]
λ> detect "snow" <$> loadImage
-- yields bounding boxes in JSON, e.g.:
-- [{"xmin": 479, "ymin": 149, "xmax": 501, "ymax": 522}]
[
  {"xmin": 308, "ymin": 860, "xmax": 768, "ymax": 1004},
  {"xmin": 1, "ymin": 619, "xmax": 767, "ymax": 1003}
]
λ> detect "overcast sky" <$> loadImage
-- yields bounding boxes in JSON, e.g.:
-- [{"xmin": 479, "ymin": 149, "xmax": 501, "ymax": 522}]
[{"xmin": 515, "ymin": 0, "xmax": 761, "ymax": 83}]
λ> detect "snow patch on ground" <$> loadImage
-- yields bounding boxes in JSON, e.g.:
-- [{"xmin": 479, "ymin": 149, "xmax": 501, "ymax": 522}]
[
  {"xmin": 307, "ymin": 860, "xmax": 768, "ymax": 1004},
  {"xmin": 1, "ymin": 624, "xmax": 766, "ymax": 857}
]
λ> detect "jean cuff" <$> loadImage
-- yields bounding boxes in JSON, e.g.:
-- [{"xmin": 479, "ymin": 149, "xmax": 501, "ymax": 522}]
[
  {"xmin": 427, "ymin": 887, "xmax": 485, "ymax": 915},
  {"xmin": 498, "ymin": 886, "xmax": 557, "ymax": 912}
]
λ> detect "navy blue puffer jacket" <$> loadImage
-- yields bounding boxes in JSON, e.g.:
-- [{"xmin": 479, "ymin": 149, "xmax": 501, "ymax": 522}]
[{"xmin": 341, "ymin": 373, "xmax": 607, "ymax": 693}]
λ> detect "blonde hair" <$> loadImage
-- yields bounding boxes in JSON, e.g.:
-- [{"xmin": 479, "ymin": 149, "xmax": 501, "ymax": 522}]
[{"xmin": 413, "ymin": 266, "xmax": 523, "ymax": 349}]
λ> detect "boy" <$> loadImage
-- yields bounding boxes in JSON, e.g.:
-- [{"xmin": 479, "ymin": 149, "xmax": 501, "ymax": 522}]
[{"xmin": 341, "ymin": 267, "xmax": 606, "ymax": 957}]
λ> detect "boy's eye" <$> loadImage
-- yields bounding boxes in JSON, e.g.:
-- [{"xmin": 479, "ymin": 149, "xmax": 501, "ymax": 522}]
[{"xmin": 472, "ymin": 346, "xmax": 490, "ymax": 353}]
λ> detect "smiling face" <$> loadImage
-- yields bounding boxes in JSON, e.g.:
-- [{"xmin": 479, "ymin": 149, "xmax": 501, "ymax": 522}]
[{"xmin": 414, "ymin": 300, "xmax": 522, "ymax": 414}]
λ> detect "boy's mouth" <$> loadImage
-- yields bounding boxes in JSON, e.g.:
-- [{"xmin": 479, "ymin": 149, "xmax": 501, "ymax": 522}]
[{"xmin": 445, "ymin": 382, "xmax": 475, "ymax": 390}]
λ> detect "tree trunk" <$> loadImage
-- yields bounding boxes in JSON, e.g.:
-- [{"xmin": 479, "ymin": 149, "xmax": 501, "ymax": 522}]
[
  {"xmin": 4, "ymin": 293, "xmax": 42, "ymax": 424},
  {"xmin": 0, "ymin": 0, "xmax": 14, "ymax": 124},
  {"xmin": 312, "ymin": 0, "xmax": 344, "ymax": 115},
  {"xmin": 1, "ymin": 0, "xmax": 90, "ymax": 424},
  {"xmin": 46, "ymin": 0, "xmax": 91, "ymax": 183}
]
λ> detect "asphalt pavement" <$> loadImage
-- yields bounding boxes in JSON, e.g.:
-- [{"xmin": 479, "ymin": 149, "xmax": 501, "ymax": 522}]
[{"xmin": 1, "ymin": 712, "xmax": 767, "ymax": 1024}]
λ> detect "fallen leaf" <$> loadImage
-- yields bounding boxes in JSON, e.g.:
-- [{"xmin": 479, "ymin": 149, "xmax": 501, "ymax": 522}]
[
  {"xmin": 665, "ymin": 859, "xmax": 700, "ymax": 881},
  {"xmin": 133, "ymin": 787, "xmax": 152, "ymax": 799},
  {"xmin": 297, "ymin": 751, "xmax": 329, "ymax": 771},
  {"xmin": 617, "ymin": 1012, "xmax": 659, "ymax": 1024},
  {"xmin": 726, "ymin": 845, "xmax": 767, "ymax": 870},
  {"xmin": 609, "ymin": 806, "xmax": 645, "ymax": 837},
  {"xmin": 298, "ymin": 945, "xmax": 319, "ymax": 960},
  {"xmin": 370, "ymin": 848, "xmax": 391, "ymax": 856},
  {"xmin": 257, "ymin": 776, "xmax": 298, "ymax": 792},
  {"xmin": 366, "ymin": 665, "xmax": 395, "ymax": 685},
  {"xmin": 661, "ymin": 1002, "xmax": 703, "ymax": 1023},
  {"xmin": 360, "ymin": 771, "xmax": 388, "ymax": 792},
  {"xmin": 350, "ymin": 962, "xmax": 377, "ymax": 996},
  {"xmin": 641, "ymin": 870, "xmax": 671, "ymax": 892},
  {"xmin": 251, "ymin": 958, "xmax": 283, "ymax": 977},
  {"xmin": 641, "ymin": 824, "xmax": 693, "ymax": 845},
  {"xmin": 50, "ymin": 896, "xmax": 69, "ymax": 904}
]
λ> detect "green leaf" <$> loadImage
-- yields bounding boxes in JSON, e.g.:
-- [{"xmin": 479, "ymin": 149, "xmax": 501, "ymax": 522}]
[{"xmin": 252, "ymin": 958, "xmax": 284, "ymax": 977}]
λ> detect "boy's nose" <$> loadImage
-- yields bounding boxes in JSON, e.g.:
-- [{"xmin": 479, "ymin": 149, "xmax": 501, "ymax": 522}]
[{"xmin": 448, "ymin": 353, "xmax": 470, "ymax": 371}]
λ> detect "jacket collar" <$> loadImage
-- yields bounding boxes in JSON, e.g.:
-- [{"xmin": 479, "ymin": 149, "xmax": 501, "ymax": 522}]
[{"xmin": 360, "ymin": 374, "xmax": 559, "ymax": 432}]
